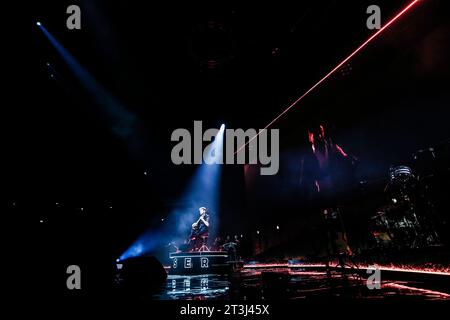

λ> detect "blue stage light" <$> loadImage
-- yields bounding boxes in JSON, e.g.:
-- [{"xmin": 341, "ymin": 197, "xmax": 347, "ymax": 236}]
[{"xmin": 36, "ymin": 24, "xmax": 141, "ymax": 157}]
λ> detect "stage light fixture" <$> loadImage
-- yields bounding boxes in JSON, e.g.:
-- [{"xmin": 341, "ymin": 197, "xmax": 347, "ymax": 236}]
[{"xmin": 37, "ymin": 23, "xmax": 141, "ymax": 157}]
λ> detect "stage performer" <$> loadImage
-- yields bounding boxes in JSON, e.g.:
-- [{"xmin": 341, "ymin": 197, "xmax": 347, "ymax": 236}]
[{"xmin": 188, "ymin": 207, "xmax": 210, "ymax": 250}]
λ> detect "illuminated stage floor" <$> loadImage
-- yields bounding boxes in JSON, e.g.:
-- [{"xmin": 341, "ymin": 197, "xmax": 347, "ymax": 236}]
[{"xmin": 150, "ymin": 266, "xmax": 450, "ymax": 300}]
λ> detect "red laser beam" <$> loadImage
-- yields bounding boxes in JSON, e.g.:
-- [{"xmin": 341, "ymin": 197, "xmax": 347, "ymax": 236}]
[{"xmin": 235, "ymin": 0, "xmax": 421, "ymax": 155}]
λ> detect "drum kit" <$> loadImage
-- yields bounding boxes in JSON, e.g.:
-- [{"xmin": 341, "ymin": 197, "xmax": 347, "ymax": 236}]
[
  {"xmin": 370, "ymin": 205, "xmax": 425, "ymax": 249},
  {"xmin": 370, "ymin": 140, "xmax": 450, "ymax": 249}
]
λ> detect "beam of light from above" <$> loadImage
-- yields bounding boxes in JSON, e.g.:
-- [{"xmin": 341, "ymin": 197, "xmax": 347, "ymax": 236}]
[
  {"xmin": 36, "ymin": 23, "xmax": 142, "ymax": 153},
  {"xmin": 120, "ymin": 125, "xmax": 225, "ymax": 261},
  {"xmin": 179, "ymin": 124, "xmax": 225, "ymax": 237},
  {"xmin": 235, "ymin": 0, "xmax": 422, "ymax": 155},
  {"xmin": 175, "ymin": 124, "xmax": 225, "ymax": 239}
]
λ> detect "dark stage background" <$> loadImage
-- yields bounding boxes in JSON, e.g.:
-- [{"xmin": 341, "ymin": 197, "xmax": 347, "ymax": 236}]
[{"xmin": 18, "ymin": 0, "xmax": 450, "ymax": 296}]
